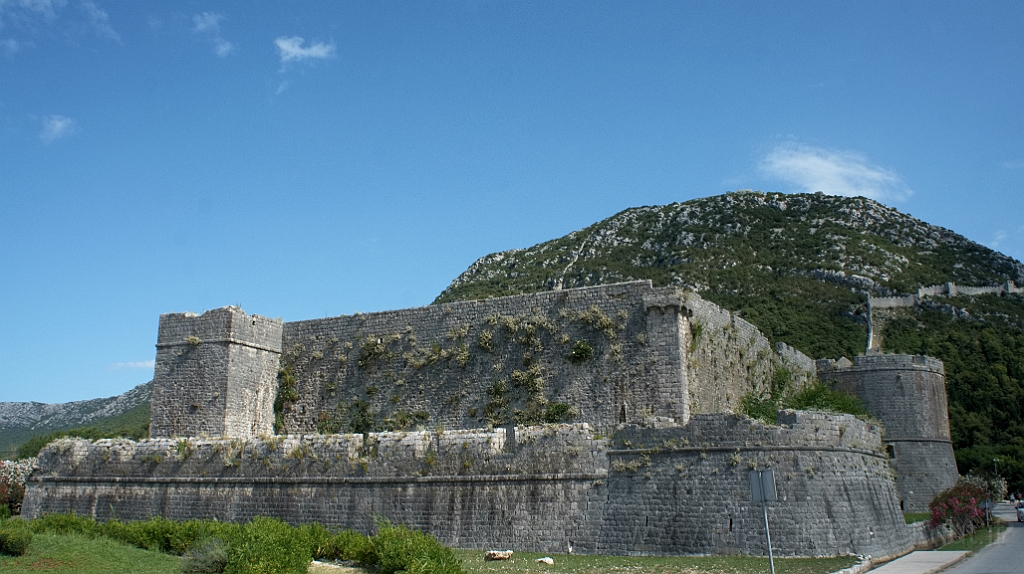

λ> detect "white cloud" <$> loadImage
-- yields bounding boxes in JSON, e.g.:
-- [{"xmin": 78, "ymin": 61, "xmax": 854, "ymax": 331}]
[
  {"xmin": 39, "ymin": 114, "xmax": 77, "ymax": 143},
  {"xmin": 192, "ymin": 12, "xmax": 233, "ymax": 57},
  {"xmin": 275, "ymin": 36, "xmax": 334, "ymax": 64},
  {"xmin": 0, "ymin": 0, "xmax": 62, "ymax": 27},
  {"xmin": 1, "ymin": 37, "xmax": 21, "ymax": 54},
  {"xmin": 0, "ymin": 1, "xmax": 119, "ymax": 46},
  {"xmin": 108, "ymin": 360, "xmax": 155, "ymax": 371},
  {"xmin": 761, "ymin": 143, "xmax": 912, "ymax": 201},
  {"xmin": 214, "ymin": 39, "xmax": 234, "ymax": 58},
  {"xmin": 80, "ymin": 0, "xmax": 117, "ymax": 41},
  {"xmin": 192, "ymin": 11, "xmax": 221, "ymax": 33}
]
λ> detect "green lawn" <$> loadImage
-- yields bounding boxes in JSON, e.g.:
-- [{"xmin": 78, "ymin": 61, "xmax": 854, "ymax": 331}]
[
  {"xmin": 938, "ymin": 523, "xmax": 1007, "ymax": 553},
  {"xmin": 903, "ymin": 512, "xmax": 931, "ymax": 524},
  {"xmin": 0, "ymin": 532, "xmax": 180, "ymax": 574},
  {"xmin": 455, "ymin": 550, "xmax": 858, "ymax": 574}
]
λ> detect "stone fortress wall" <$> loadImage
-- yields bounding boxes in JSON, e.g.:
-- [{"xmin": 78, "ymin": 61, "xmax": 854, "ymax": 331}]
[
  {"xmin": 150, "ymin": 308, "xmax": 282, "ymax": 439},
  {"xmin": 278, "ymin": 282, "xmax": 815, "ymax": 436},
  {"xmin": 866, "ymin": 280, "xmax": 1023, "ymax": 352},
  {"xmin": 23, "ymin": 280, "xmax": 958, "ymax": 558},
  {"xmin": 818, "ymin": 355, "xmax": 959, "ymax": 512},
  {"xmin": 24, "ymin": 413, "xmax": 913, "ymax": 558}
]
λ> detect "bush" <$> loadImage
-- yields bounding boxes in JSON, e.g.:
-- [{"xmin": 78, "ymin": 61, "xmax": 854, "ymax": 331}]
[
  {"xmin": 224, "ymin": 516, "xmax": 311, "ymax": 574},
  {"xmin": 300, "ymin": 523, "xmax": 334, "ymax": 560},
  {"xmin": 369, "ymin": 521, "xmax": 463, "ymax": 574},
  {"xmin": 783, "ymin": 380, "xmax": 869, "ymax": 418},
  {"xmin": 567, "ymin": 340, "xmax": 594, "ymax": 364},
  {"xmin": 181, "ymin": 537, "xmax": 229, "ymax": 573},
  {"xmin": 30, "ymin": 512, "xmax": 100, "ymax": 536},
  {"xmin": 0, "ymin": 459, "xmax": 34, "ymax": 515},
  {"xmin": 0, "ymin": 521, "xmax": 33, "ymax": 556},
  {"xmin": 741, "ymin": 374, "xmax": 870, "ymax": 424},
  {"xmin": 334, "ymin": 528, "xmax": 374, "ymax": 563},
  {"xmin": 929, "ymin": 479, "xmax": 988, "ymax": 537}
]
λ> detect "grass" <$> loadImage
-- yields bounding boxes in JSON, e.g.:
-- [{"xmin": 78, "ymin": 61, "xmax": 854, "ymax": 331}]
[
  {"xmin": 0, "ymin": 532, "xmax": 180, "ymax": 574},
  {"xmin": 938, "ymin": 523, "xmax": 1007, "ymax": 552},
  {"xmin": 903, "ymin": 512, "xmax": 931, "ymax": 524},
  {"xmin": 455, "ymin": 550, "xmax": 858, "ymax": 574}
]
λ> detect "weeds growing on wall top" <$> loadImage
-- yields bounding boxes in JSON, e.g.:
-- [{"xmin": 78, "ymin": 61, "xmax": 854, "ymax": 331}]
[{"xmin": 741, "ymin": 369, "xmax": 869, "ymax": 424}]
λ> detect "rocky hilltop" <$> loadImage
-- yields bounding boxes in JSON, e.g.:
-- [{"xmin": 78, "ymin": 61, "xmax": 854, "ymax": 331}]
[
  {"xmin": 436, "ymin": 191, "xmax": 1024, "ymax": 489},
  {"xmin": 437, "ymin": 192, "xmax": 1024, "ymax": 359},
  {"xmin": 0, "ymin": 381, "xmax": 150, "ymax": 458}
]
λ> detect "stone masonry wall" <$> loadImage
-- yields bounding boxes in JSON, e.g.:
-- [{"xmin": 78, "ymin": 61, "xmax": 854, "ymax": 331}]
[
  {"xmin": 819, "ymin": 355, "xmax": 958, "ymax": 512},
  {"xmin": 23, "ymin": 414, "xmax": 913, "ymax": 558},
  {"xmin": 150, "ymin": 307, "xmax": 282, "ymax": 439},
  {"xmin": 681, "ymin": 293, "xmax": 815, "ymax": 415},
  {"xmin": 603, "ymin": 411, "xmax": 912, "ymax": 558},
  {"xmin": 279, "ymin": 282, "xmax": 815, "ymax": 436}
]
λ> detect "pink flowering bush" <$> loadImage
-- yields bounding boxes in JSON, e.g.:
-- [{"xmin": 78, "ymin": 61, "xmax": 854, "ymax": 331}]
[
  {"xmin": 0, "ymin": 459, "xmax": 36, "ymax": 516},
  {"xmin": 929, "ymin": 480, "xmax": 988, "ymax": 537}
]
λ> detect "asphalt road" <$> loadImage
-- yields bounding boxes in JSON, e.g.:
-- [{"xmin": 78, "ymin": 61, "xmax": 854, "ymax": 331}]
[{"xmin": 941, "ymin": 503, "xmax": 1022, "ymax": 574}]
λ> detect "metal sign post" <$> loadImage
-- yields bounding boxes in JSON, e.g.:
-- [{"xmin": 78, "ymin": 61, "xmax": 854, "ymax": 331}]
[
  {"xmin": 749, "ymin": 469, "xmax": 777, "ymax": 574},
  {"xmin": 979, "ymin": 500, "xmax": 994, "ymax": 529}
]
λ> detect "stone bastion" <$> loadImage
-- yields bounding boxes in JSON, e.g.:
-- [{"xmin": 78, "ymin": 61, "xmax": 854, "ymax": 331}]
[{"xmin": 23, "ymin": 412, "xmax": 914, "ymax": 558}]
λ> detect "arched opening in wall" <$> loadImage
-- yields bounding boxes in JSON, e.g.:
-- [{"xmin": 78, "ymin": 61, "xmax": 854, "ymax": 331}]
[
  {"xmin": 728, "ymin": 517, "xmax": 733, "ymax": 532},
  {"xmin": 620, "ymin": 404, "xmax": 627, "ymax": 423},
  {"xmin": 886, "ymin": 444, "xmax": 896, "ymax": 459}
]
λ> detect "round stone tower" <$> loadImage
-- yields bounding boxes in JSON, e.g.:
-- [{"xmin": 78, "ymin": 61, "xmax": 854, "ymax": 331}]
[{"xmin": 820, "ymin": 354, "xmax": 959, "ymax": 512}]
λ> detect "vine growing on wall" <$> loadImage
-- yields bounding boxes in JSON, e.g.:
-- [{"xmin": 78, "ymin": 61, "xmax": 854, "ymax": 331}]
[{"xmin": 274, "ymin": 365, "xmax": 298, "ymax": 434}]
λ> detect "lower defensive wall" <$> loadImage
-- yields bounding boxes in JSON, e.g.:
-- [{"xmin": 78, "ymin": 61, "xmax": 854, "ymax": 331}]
[{"xmin": 24, "ymin": 411, "xmax": 914, "ymax": 558}]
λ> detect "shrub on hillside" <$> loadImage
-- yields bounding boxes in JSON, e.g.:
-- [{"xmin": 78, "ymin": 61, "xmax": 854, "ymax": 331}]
[
  {"xmin": 929, "ymin": 479, "xmax": 988, "ymax": 537},
  {"xmin": 29, "ymin": 511, "xmax": 100, "ymax": 536},
  {"xmin": 783, "ymin": 380, "xmax": 869, "ymax": 418}
]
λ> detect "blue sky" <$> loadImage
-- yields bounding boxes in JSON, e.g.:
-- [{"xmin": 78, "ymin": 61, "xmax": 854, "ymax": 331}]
[{"xmin": 1, "ymin": 1, "xmax": 1022, "ymax": 404}]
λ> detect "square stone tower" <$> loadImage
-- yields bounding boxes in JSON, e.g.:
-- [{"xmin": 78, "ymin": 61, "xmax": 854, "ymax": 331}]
[{"xmin": 150, "ymin": 307, "xmax": 282, "ymax": 438}]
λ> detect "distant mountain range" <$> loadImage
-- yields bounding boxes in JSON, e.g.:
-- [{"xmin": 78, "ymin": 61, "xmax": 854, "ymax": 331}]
[{"xmin": 0, "ymin": 381, "xmax": 150, "ymax": 459}]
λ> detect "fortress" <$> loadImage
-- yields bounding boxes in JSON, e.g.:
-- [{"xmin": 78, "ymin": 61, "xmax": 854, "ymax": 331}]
[{"xmin": 24, "ymin": 281, "xmax": 959, "ymax": 557}]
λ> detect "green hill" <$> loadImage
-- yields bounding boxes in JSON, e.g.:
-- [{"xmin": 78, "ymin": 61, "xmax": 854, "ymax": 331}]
[
  {"xmin": 436, "ymin": 191, "xmax": 1024, "ymax": 490},
  {"xmin": 0, "ymin": 382, "xmax": 151, "ymax": 459}
]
